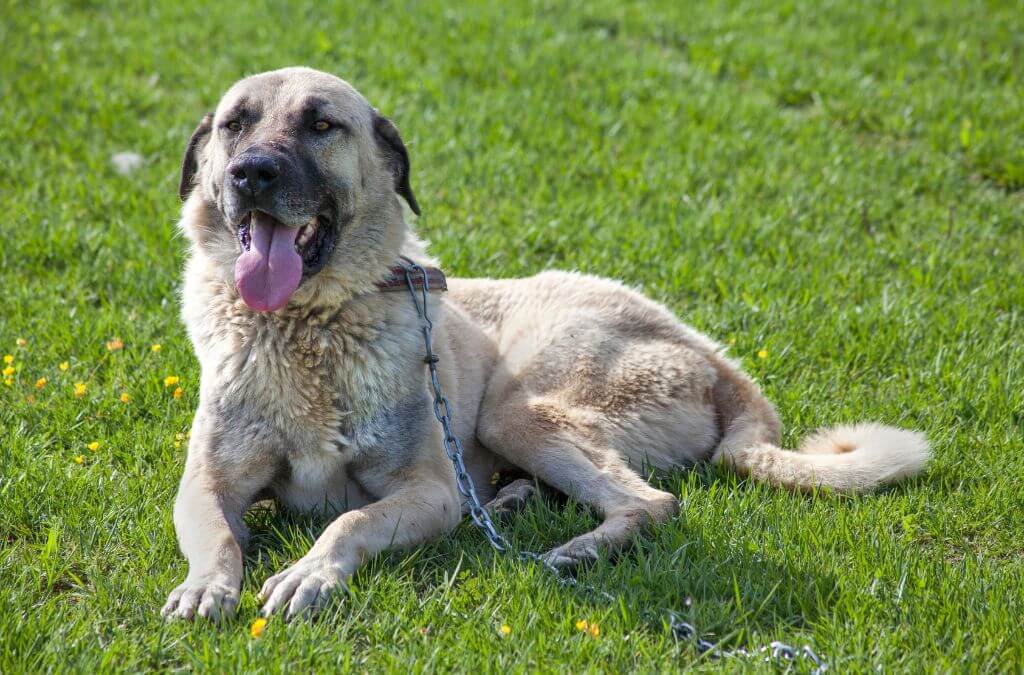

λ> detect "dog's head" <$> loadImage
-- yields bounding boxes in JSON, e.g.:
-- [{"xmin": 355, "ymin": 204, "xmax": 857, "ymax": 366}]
[{"xmin": 179, "ymin": 67, "xmax": 418, "ymax": 312}]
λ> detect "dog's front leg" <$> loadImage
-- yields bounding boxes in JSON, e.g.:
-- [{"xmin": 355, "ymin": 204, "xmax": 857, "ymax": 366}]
[
  {"xmin": 162, "ymin": 412, "xmax": 272, "ymax": 622},
  {"xmin": 259, "ymin": 461, "xmax": 460, "ymax": 620}
]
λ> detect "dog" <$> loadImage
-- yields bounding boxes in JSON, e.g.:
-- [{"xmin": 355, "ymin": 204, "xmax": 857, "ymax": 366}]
[{"xmin": 161, "ymin": 67, "xmax": 930, "ymax": 622}]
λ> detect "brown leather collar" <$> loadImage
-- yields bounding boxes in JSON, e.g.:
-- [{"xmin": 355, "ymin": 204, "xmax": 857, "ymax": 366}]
[{"xmin": 375, "ymin": 265, "xmax": 448, "ymax": 292}]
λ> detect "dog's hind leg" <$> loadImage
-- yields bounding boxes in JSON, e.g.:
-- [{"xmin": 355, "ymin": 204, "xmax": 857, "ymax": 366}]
[{"xmin": 478, "ymin": 396, "xmax": 680, "ymax": 568}]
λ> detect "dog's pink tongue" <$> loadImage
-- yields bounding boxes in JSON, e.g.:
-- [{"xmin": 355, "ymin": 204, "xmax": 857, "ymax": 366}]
[{"xmin": 234, "ymin": 213, "xmax": 302, "ymax": 312}]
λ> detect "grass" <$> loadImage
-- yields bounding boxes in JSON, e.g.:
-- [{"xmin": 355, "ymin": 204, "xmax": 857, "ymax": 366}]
[{"xmin": 1, "ymin": 0, "xmax": 1022, "ymax": 671}]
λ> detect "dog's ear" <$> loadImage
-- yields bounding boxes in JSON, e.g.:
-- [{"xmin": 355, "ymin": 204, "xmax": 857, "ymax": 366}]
[
  {"xmin": 179, "ymin": 113, "xmax": 213, "ymax": 201},
  {"xmin": 372, "ymin": 111, "xmax": 420, "ymax": 216}
]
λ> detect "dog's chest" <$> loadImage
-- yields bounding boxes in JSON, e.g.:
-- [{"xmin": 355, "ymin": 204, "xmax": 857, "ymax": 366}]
[
  {"xmin": 218, "ymin": 308, "xmax": 398, "ymax": 435},
  {"xmin": 275, "ymin": 440, "xmax": 373, "ymax": 514},
  {"xmin": 213, "ymin": 308, "xmax": 424, "ymax": 508}
]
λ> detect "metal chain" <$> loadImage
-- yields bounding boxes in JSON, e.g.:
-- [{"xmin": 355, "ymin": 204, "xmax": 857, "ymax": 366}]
[{"xmin": 398, "ymin": 257, "xmax": 826, "ymax": 673}]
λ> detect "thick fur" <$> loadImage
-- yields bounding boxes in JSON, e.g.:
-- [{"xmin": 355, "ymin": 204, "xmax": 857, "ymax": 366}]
[{"xmin": 162, "ymin": 67, "xmax": 930, "ymax": 623}]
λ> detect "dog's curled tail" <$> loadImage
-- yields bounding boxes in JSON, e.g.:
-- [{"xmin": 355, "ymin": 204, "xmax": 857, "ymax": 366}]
[{"xmin": 709, "ymin": 369, "xmax": 930, "ymax": 493}]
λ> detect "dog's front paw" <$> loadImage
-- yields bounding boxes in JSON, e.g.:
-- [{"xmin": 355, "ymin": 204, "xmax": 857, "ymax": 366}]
[
  {"xmin": 259, "ymin": 555, "xmax": 348, "ymax": 620},
  {"xmin": 162, "ymin": 576, "xmax": 240, "ymax": 622}
]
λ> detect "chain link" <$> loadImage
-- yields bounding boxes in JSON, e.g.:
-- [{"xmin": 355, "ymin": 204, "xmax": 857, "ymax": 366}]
[{"xmin": 398, "ymin": 257, "xmax": 826, "ymax": 673}]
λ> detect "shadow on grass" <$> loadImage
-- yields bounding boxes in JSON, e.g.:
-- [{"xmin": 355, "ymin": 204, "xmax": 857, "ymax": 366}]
[
  {"xmin": 238, "ymin": 471, "xmax": 837, "ymax": 650},
  {"xmin": 242, "ymin": 501, "xmax": 337, "ymax": 567}
]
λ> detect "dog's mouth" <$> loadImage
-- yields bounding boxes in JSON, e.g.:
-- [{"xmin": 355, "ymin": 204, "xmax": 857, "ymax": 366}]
[
  {"xmin": 233, "ymin": 210, "xmax": 338, "ymax": 312},
  {"xmin": 237, "ymin": 211, "xmax": 337, "ymax": 272}
]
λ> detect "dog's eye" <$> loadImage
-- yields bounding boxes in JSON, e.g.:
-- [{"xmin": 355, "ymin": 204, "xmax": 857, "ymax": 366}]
[
  {"xmin": 312, "ymin": 120, "xmax": 331, "ymax": 133},
  {"xmin": 226, "ymin": 120, "xmax": 242, "ymax": 132}
]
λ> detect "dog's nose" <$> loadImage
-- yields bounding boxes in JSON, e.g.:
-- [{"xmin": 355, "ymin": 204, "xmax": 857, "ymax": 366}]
[{"xmin": 228, "ymin": 154, "xmax": 280, "ymax": 197}]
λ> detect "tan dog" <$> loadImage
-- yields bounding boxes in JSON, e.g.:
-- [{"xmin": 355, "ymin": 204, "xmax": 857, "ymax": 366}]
[{"xmin": 162, "ymin": 67, "xmax": 930, "ymax": 622}]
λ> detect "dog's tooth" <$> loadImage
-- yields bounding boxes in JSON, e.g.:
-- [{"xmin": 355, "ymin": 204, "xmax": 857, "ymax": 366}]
[{"xmin": 295, "ymin": 223, "xmax": 316, "ymax": 251}]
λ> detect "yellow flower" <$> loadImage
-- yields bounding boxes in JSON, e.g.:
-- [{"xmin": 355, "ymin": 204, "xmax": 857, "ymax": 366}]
[
  {"xmin": 35, "ymin": 377, "xmax": 46, "ymax": 389},
  {"xmin": 575, "ymin": 619, "xmax": 600, "ymax": 638},
  {"xmin": 87, "ymin": 441, "xmax": 100, "ymax": 452},
  {"xmin": 2, "ymin": 366, "xmax": 14, "ymax": 377},
  {"xmin": 250, "ymin": 617, "xmax": 268, "ymax": 638},
  {"xmin": 173, "ymin": 387, "xmax": 183, "ymax": 399},
  {"xmin": 3, "ymin": 378, "xmax": 12, "ymax": 387},
  {"xmin": 16, "ymin": 338, "xmax": 27, "ymax": 347},
  {"xmin": 2, "ymin": 354, "xmax": 12, "ymax": 364},
  {"xmin": 150, "ymin": 344, "xmax": 162, "ymax": 353},
  {"xmin": 106, "ymin": 338, "xmax": 124, "ymax": 351},
  {"xmin": 73, "ymin": 382, "xmax": 87, "ymax": 397},
  {"xmin": 120, "ymin": 392, "xmax": 131, "ymax": 403},
  {"xmin": 73, "ymin": 454, "xmax": 85, "ymax": 464},
  {"xmin": 59, "ymin": 361, "xmax": 70, "ymax": 371},
  {"xmin": 163, "ymin": 375, "xmax": 179, "ymax": 387},
  {"xmin": 757, "ymin": 349, "xmax": 768, "ymax": 360},
  {"xmin": 499, "ymin": 624, "xmax": 511, "ymax": 636}
]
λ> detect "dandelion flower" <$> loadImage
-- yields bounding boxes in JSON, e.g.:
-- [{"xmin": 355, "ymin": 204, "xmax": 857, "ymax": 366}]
[
  {"xmin": 59, "ymin": 361, "xmax": 70, "ymax": 372},
  {"xmin": 757, "ymin": 349, "xmax": 768, "ymax": 360},
  {"xmin": 250, "ymin": 617, "xmax": 268, "ymax": 638},
  {"xmin": 87, "ymin": 441, "xmax": 100, "ymax": 452},
  {"xmin": 499, "ymin": 624, "xmax": 511, "ymax": 636},
  {"xmin": 576, "ymin": 619, "xmax": 600, "ymax": 637},
  {"xmin": 151, "ymin": 344, "xmax": 162, "ymax": 353},
  {"xmin": 16, "ymin": 338, "xmax": 26, "ymax": 347},
  {"xmin": 35, "ymin": 377, "xmax": 46, "ymax": 389},
  {"xmin": 3, "ymin": 378, "xmax": 12, "ymax": 387},
  {"xmin": 2, "ymin": 366, "xmax": 14, "ymax": 377},
  {"xmin": 120, "ymin": 392, "xmax": 130, "ymax": 403},
  {"xmin": 73, "ymin": 382, "xmax": 87, "ymax": 397},
  {"xmin": 106, "ymin": 338, "xmax": 124, "ymax": 351},
  {"xmin": 73, "ymin": 454, "xmax": 85, "ymax": 464},
  {"xmin": 173, "ymin": 387, "xmax": 183, "ymax": 399},
  {"xmin": 163, "ymin": 375, "xmax": 179, "ymax": 387},
  {"xmin": 3, "ymin": 355, "xmax": 12, "ymax": 364}
]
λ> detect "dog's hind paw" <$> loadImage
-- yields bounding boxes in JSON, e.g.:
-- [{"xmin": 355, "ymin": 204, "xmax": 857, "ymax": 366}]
[
  {"xmin": 539, "ymin": 537, "xmax": 600, "ymax": 570},
  {"xmin": 484, "ymin": 478, "xmax": 538, "ymax": 519}
]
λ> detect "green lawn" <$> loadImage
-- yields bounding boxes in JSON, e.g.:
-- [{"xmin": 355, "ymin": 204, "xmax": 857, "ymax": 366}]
[{"xmin": 2, "ymin": 0, "xmax": 1023, "ymax": 671}]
